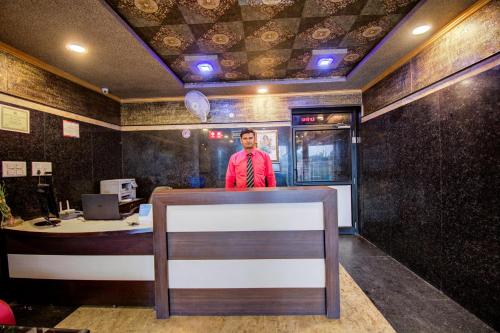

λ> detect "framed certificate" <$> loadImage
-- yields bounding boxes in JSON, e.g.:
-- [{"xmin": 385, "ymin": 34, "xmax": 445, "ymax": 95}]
[{"xmin": 0, "ymin": 105, "xmax": 30, "ymax": 134}]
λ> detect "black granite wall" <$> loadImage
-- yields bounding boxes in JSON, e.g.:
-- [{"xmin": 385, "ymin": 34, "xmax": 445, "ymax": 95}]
[
  {"xmin": 0, "ymin": 105, "xmax": 122, "ymax": 219},
  {"xmin": 122, "ymin": 126, "xmax": 291, "ymax": 197},
  {"xmin": 360, "ymin": 65, "xmax": 500, "ymax": 330}
]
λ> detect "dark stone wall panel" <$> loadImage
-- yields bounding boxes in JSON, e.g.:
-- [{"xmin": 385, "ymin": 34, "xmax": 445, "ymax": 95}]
[
  {"xmin": 1, "ymin": 51, "xmax": 120, "ymax": 125},
  {"xmin": 359, "ymin": 114, "xmax": 393, "ymax": 253},
  {"xmin": 439, "ymin": 66, "xmax": 500, "ymax": 330},
  {"xmin": 122, "ymin": 126, "xmax": 292, "ymax": 195},
  {"xmin": 92, "ymin": 126, "xmax": 123, "ymax": 188},
  {"xmin": 0, "ymin": 108, "xmax": 122, "ymax": 218},
  {"xmin": 360, "ymin": 65, "xmax": 500, "ymax": 330},
  {"xmin": 0, "ymin": 107, "xmax": 45, "ymax": 218}
]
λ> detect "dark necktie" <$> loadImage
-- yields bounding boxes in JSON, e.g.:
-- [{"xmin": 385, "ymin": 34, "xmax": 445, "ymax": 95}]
[{"xmin": 246, "ymin": 153, "xmax": 254, "ymax": 188}]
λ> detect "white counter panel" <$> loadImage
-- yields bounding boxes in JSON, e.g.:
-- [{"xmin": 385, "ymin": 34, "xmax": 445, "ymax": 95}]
[
  {"xmin": 329, "ymin": 185, "xmax": 352, "ymax": 227},
  {"xmin": 8, "ymin": 254, "xmax": 154, "ymax": 281},
  {"xmin": 167, "ymin": 202, "xmax": 324, "ymax": 232},
  {"xmin": 168, "ymin": 259, "xmax": 325, "ymax": 288}
]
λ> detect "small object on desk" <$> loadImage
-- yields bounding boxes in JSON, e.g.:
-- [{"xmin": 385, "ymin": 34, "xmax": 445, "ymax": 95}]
[
  {"xmin": 58, "ymin": 200, "xmax": 78, "ymax": 220},
  {"xmin": 138, "ymin": 204, "xmax": 152, "ymax": 224}
]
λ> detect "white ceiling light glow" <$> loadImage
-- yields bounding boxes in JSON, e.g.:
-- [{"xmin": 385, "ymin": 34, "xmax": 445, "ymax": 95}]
[
  {"xmin": 257, "ymin": 87, "xmax": 268, "ymax": 94},
  {"xmin": 412, "ymin": 25, "xmax": 431, "ymax": 35},
  {"xmin": 66, "ymin": 43, "xmax": 87, "ymax": 53}
]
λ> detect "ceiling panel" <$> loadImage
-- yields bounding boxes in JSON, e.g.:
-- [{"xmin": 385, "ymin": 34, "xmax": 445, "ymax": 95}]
[{"xmin": 106, "ymin": 0, "xmax": 420, "ymax": 83}]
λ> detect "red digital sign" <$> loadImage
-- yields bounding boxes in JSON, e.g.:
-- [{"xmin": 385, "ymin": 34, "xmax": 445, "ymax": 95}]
[
  {"xmin": 208, "ymin": 131, "xmax": 224, "ymax": 139},
  {"xmin": 300, "ymin": 116, "xmax": 316, "ymax": 123}
]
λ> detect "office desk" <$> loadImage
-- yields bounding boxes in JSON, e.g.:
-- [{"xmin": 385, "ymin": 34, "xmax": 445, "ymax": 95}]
[{"xmin": 1, "ymin": 214, "xmax": 154, "ymax": 306}]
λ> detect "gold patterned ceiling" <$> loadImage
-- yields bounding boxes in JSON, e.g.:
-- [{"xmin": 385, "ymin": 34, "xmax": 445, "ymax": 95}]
[{"xmin": 106, "ymin": 0, "xmax": 419, "ymax": 83}]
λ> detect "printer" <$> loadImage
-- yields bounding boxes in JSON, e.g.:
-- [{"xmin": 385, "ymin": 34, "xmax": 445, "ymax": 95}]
[{"xmin": 100, "ymin": 179, "xmax": 137, "ymax": 202}]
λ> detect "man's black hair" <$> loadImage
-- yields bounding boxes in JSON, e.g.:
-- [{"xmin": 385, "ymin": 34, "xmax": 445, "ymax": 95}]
[{"xmin": 240, "ymin": 128, "xmax": 256, "ymax": 138}]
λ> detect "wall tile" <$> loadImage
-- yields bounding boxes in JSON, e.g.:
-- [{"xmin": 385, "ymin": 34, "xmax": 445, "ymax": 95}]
[
  {"xmin": 360, "ymin": 65, "xmax": 500, "ymax": 330},
  {"xmin": 439, "ymin": 66, "xmax": 500, "ymax": 330}
]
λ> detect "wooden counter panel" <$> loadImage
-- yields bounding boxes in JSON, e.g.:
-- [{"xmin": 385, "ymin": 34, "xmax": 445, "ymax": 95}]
[
  {"xmin": 168, "ymin": 231, "xmax": 325, "ymax": 259},
  {"xmin": 5, "ymin": 231, "xmax": 153, "ymax": 255},
  {"xmin": 169, "ymin": 288, "xmax": 325, "ymax": 315},
  {"xmin": 9, "ymin": 279, "xmax": 154, "ymax": 306}
]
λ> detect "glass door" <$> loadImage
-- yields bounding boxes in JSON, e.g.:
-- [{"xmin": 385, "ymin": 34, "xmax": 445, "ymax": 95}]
[{"xmin": 294, "ymin": 128, "xmax": 351, "ymax": 183}]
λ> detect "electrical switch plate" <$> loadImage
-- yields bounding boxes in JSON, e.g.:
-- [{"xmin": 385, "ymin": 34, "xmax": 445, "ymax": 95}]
[
  {"xmin": 2, "ymin": 161, "xmax": 27, "ymax": 177},
  {"xmin": 32, "ymin": 161, "xmax": 53, "ymax": 176}
]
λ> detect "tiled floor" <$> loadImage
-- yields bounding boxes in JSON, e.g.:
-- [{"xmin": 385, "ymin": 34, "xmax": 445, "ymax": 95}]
[
  {"xmin": 339, "ymin": 236, "xmax": 495, "ymax": 333},
  {"xmin": 9, "ymin": 235, "xmax": 495, "ymax": 332}
]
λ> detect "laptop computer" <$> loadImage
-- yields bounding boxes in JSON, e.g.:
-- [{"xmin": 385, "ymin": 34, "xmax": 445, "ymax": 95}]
[{"xmin": 81, "ymin": 194, "xmax": 122, "ymax": 220}]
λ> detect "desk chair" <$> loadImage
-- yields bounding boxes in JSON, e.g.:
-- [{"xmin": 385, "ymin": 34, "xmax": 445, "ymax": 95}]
[{"xmin": 0, "ymin": 300, "xmax": 15, "ymax": 325}]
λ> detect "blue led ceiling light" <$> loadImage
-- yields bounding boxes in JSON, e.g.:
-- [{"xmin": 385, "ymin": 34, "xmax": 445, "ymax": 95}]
[
  {"xmin": 197, "ymin": 63, "xmax": 214, "ymax": 73},
  {"xmin": 306, "ymin": 49, "xmax": 347, "ymax": 71},
  {"xmin": 317, "ymin": 57, "xmax": 334, "ymax": 67}
]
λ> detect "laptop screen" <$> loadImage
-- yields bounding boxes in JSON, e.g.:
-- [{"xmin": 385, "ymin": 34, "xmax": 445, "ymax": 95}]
[{"xmin": 81, "ymin": 194, "xmax": 121, "ymax": 220}]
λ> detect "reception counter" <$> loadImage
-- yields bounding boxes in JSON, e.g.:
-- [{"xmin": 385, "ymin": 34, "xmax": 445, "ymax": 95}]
[
  {"xmin": 1, "ymin": 187, "xmax": 339, "ymax": 320},
  {"xmin": 151, "ymin": 187, "xmax": 339, "ymax": 319},
  {"xmin": 1, "ymin": 214, "xmax": 154, "ymax": 306}
]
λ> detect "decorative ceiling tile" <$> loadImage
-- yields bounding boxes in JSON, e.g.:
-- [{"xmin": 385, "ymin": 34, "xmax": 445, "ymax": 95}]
[
  {"xmin": 222, "ymin": 70, "xmax": 250, "ymax": 80},
  {"xmin": 302, "ymin": 0, "xmax": 369, "ymax": 17},
  {"xmin": 110, "ymin": 0, "xmax": 178, "ymax": 26},
  {"xmin": 195, "ymin": 22, "xmax": 245, "ymax": 52},
  {"xmin": 151, "ymin": 24, "xmax": 196, "ymax": 55},
  {"xmin": 244, "ymin": 18, "xmax": 300, "ymax": 51},
  {"xmin": 340, "ymin": 14, "xmax": 400, "ymax": 46},
  {"xmin": 287, "ymin": 49, "xmax": 312, "ymax": 70},
  {"xmin": 105, "ymin": 0, "xmax": 420, "ymax": 83},
  {"xmin": 177, "ymin": 0, "xmax": 241, "ymax": 24},
  {"xmin": 293, "ymin": 16, "xmax": 356, "ymax": 49},
  {"xmin": 248, "ymin": 49, "xmax": 291, "ymax": 71},
  {"xmin": 362, "ymin": 0, "xmax": 419, "ymax": 15},
  {"xmin": 219, "ymin": 52, "xmax": 248, "ymax": 70},
  {"xmin": 239, "ymin": 0, "xmax": 302, "ymax": 21}
]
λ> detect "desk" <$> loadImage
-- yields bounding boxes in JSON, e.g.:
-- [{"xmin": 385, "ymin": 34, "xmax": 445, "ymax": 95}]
[
  {"xmin": 151, "ymin": 187, "xmax": 340, "ymax": 319},
  {"xmin": 1, "ymin": 214, "xmax": 154, "ymax": 306}
]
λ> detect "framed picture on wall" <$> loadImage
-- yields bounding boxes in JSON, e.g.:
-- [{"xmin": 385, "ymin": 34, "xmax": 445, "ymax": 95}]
[{"xmin": 255, "ymin": 129, "xmax": 278, "ymax": 162}]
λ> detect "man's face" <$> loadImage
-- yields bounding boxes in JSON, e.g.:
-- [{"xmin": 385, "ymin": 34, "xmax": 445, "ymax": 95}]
[{"xmin": 240, "ymin": 133, "xmax": 255, "ymax": 149}]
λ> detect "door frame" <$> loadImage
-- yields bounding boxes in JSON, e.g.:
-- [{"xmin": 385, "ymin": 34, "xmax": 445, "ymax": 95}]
[{"xmin": 290, "ymin": 106, "xmax": 360, "ymax": 234}]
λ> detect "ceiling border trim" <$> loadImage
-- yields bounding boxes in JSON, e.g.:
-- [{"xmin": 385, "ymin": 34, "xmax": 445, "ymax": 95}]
[
  {"xmin": 0, "ymin": 41, "xmax": 121, "ymax": 102},
  {"xmin": 361, "ymin": 0, "xmax": 492, "ymax": 92},
  {"xmin": 184, "ymin": 76, "xmax": 346, "ymax": 89},
  {"xmin": 361, "ymin": 53, "xmax": 500, "ymax": 123}
]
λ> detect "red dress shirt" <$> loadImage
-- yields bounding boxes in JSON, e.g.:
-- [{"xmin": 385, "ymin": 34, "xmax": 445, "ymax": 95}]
[{"xmin": 225, "ymin": 148, "xmax": 277, "ymax": 189}]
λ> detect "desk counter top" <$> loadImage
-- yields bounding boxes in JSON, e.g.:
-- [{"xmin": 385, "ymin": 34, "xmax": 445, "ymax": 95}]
[{"xmin": 2, "ymin": 214, "xmax": 152, "ymax": 235}]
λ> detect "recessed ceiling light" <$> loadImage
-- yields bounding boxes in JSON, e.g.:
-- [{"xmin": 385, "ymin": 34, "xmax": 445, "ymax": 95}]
[
  {"xmin": 257, "ymin": 87, "xmax": 268, "ymax": 94},
  {"xmin": 66, "ymin": 43, "xmax": 87, "ymax": 53},
  {"xmin": 197, "ymin": 63, "xmax": 213, "ymax": 73},
  {"xmin": 412, "ymin": 25, "xmax": 431, "ymax": 35},
  {"xmin": 317, "ymin": 57, "xmax": 334, "ymax": 67}
]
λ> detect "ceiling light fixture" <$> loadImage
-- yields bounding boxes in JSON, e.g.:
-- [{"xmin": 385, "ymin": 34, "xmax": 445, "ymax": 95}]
[
  {"xmin": 257, "ymin": 87, "xmax": 268, "ymax": 94},
  {"xmin": 197, "ymin": 63, "xmax": 214, "ymax": 73},
  {"xmin": 66, "ymin": 43, "xmax": 87, "ymax": 53},
  {"xmin": 317, "ymin": 57, "xmax": 334, "ymax": 67},
  {"xmin": 412, "ymin": 25, "xmax": 431, "ymax": 35}
]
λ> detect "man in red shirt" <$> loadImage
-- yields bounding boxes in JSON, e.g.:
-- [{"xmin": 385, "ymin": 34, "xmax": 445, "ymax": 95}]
[{"xmin": 225, "ymin": 128, "xmax": 277, "ymax": 189}]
